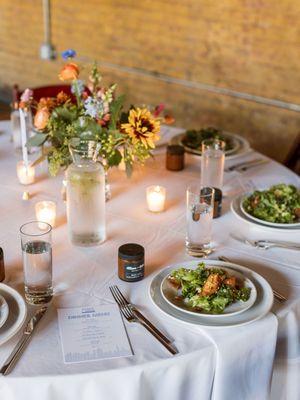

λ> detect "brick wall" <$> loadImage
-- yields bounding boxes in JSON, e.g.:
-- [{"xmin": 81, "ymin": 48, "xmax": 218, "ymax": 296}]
[{"xmin": 0, "ymin": 0, "xmax": 299, "ymax": 162}]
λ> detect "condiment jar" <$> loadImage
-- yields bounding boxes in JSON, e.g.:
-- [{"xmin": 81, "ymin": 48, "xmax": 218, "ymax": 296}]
[
  {"xmin": 166, "ymin": 145, "xmax": 185, "ymax": 171},
  {"xmin": 118, "ymin": 243, "xmax": 145, "ymax": 282}
]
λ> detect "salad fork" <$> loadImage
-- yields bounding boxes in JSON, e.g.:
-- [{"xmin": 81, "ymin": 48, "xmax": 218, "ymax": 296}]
[{"xmin": 109, "ymin": 286, "xmax": 178, "ymax": 355}]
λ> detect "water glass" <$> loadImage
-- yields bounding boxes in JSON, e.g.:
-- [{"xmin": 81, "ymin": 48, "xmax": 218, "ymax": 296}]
[
  {"xmin": 20, "ymin": 221, "xmax": 53, "ymax": 305},
  {"xmin": 186, "ymin": 186, "xmax": 215, "ymax": 256},
  {"xmin": 201, "ymin": 139, "xmax": 225, "ymax": 189}
]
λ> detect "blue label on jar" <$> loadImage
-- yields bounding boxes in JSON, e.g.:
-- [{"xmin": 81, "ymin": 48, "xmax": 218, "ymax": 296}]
[{"xmin": 125, "ymin": 263, "xmax": 144, "ymax": 280}]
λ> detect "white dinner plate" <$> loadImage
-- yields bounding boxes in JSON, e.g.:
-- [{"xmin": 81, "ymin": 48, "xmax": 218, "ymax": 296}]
[
  {"xmin": 231, "ymin": 195, "xmax": 300, "ymax": 232},
  {"xmin": 149, "ymin": 260, "xmax": 273, "ymax": 328},
  {"xmin": 161, "ymin": 266, "xmax": 257, "ymax": 318},
  {"xmin": 240, "ymin": 196, "xmax": 300, "ymax": 229},
  {"xmin": 0, "ymin": 283, "xmax": 27, "ymax": 346},
  {"xmin": 0, "ymin": 294, "xmax": 9, "ymax": 328},
  {"xmin": 171, "ymin": 132, "xmax": 251, "ymax": 161}
]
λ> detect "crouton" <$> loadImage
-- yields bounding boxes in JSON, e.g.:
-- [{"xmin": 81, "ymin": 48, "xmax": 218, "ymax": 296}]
[
  {"xmin": 201, "ymin": 273, "xmax": 222, "ymax": 296},
  {"xmin": 224, "ymin": 276, "xmax": 237, "ymax": 288}
]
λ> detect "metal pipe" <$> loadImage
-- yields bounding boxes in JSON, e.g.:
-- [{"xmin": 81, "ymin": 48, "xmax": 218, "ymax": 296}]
[
  {"xmin": 81, "ymin": 57, "xmax": 300, "ymax": 112},
  {"xmin": 42, "ymin": 0, "xmax": 51, "ymax": 44}
]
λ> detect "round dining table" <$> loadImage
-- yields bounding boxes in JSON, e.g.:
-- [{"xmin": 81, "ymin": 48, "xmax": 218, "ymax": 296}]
[{"xmin": 0, "ymin": 120, "xmax": 299, "ymax": 400}]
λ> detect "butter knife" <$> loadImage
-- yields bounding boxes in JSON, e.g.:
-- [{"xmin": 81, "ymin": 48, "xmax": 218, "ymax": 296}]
[{"xmin": 0, "ymin": 306, "xmax": 48, "ymax": 376}]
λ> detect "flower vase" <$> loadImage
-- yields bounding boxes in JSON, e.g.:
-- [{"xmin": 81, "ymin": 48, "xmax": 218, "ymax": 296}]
[{"xmin": 66, "ymin": 139, "xmax": 106, "ymax": 246}]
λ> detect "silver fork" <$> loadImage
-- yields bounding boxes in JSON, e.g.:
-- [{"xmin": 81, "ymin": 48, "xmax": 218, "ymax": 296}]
[
  {"xmin": 231, "ymin": 234, "xmax": 300, "ymax": 251},
  {"xmin": 218, "ymin": 256, "xmax": 287, "ymax": 303},
  {"xmin": 245, "ymin": 239, "xmax": 300, "ymax": 251},
  {"xmin": 109, "ymin": 286, "xmax": 178, "ymax": 355},
  {"xmin": 110, "ymin": 285, "xmax": 173, "ymax": 344}
]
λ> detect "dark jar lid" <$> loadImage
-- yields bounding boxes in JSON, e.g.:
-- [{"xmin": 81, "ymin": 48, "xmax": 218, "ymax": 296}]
[
  {"xmin": 167, "ymin": 145, "xmax": 185, "ymax": 155},
  {"xmin": 118, "ymin": 243, "xmax": 145, "ymax": 260}
]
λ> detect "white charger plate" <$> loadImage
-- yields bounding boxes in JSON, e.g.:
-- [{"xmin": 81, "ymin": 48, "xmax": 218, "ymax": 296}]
[
  {"xmin": 161, "ymin": 265, "xmax": 257, "ymax": 318},
  {"xmin": 231, "ymin": 195, "xmax": 300, "ymax": 232},
  {"xmin": 0, "ymin": 283, "xmax": 27, "ymax": 346},
  {"xmin": 149, "ymin": 260, "xmax": 273, "ymax": 328},
  {"xmin": 240, "ymin": 196, "xmax": 300, "ymax": 229},
  {"xmin": 0, "ymin": 294, "xmax": 9, "ymax": 328}
]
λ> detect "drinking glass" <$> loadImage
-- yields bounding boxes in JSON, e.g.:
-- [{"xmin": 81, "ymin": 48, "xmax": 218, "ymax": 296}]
[
  {"xmin": 201, "ymin": 139, "xmax": 225, "ymax": 189},
  {"xmin": 20, "ymin": 221, "xmax": 53, "ymax": 305},
  {"xmin": 186, "ymin": 186, "xmax": 215, "ymax": 256}
]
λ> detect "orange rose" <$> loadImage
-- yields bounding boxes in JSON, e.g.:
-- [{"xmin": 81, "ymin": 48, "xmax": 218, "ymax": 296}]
[
  {"xmin": 34, "ymin": 107, "xmax": 50, "ymax": 130},
  {"xmin": 58, "ymin": 63, "xmax": 79, "ymax": 81}
]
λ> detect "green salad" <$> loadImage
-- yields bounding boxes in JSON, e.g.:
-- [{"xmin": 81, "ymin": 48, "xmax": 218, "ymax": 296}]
[
  {"xmin": 242, "ymin": 184, "xmax": 300, "ymax": 224},
  {"xmin": 182, "ymin": 127, "xmax": 234, "ymax": 151},
  {"xmin": 168, "ymin": 263, "xmax": 251, "ymax": 314}
]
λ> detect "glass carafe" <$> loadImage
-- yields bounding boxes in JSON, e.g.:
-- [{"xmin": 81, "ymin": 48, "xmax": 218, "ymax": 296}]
[{"xmin": 66, "ymin": 138, "xmax": 106, "ymax": 246}]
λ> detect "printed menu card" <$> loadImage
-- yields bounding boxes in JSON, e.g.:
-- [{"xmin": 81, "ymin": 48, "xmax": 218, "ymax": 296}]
[{"xmin": 57, "ymin": 304, "xmax": 133, "ymax": 363}]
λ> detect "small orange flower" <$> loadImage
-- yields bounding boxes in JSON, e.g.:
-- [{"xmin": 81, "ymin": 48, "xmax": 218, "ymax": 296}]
[
  {"xmin": 59, "ymin": 63, "xmax": 79, "ymax": 81},
  {"xmin": 38, "ymin": 97, "xmax": 56, "ymax": 110},
  {"xmin": 18, "ymin": 101, "xmax": 27, "ymax": 109},
  {"xmin": 97, "ymin": 114, "xmax": 110, "ymax": 126},
  {"xmin": 34, "ymin": 107, "xmax": 50, "ymax": 130},
  {"xmin": 56, "ymin": 91, "xmax": 70, "ymax": 104},
  {"xmin": 164, "ymin": 114, "xmax": 175, "ymax": 125}
]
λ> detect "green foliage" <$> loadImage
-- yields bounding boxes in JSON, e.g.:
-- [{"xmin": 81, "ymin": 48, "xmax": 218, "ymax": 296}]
[
  {"xmin": 26, "ymin": 133, "xmax": 48, "ymax": 148},
  {"xmin": 109, "ymin": 94, "xmax": 125, "ymax": 130}
]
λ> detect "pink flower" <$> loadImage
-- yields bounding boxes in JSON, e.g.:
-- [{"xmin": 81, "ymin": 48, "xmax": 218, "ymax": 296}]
[
  {"xmin": 20, "ymin": 88, "xmax": 33, "ymax": 103},
  {"xmin": 153, "ymin": 103, "xmax": 165, "ymax": 117}
]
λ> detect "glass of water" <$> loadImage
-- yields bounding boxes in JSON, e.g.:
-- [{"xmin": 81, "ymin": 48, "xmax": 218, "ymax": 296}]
[
  {"xmin": 201, "ymin": 139, "xmax": 225, "ymax": 189},
  {"xmin": 186, "ymin": 186, "xmax": 215, "ymax": 257},
  {"xmin": 20, "ymin": 221, "xmax": 53, "ymax": 305}
]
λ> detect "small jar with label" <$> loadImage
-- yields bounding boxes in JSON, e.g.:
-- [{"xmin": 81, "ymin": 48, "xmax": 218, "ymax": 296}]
[
  {"xmin": 118, "ymin": 243, "xmax": 145, "ymax": 282},
  {"xmin": 166, "ymin": 145, "xmax": 185, "ymax": 171}
]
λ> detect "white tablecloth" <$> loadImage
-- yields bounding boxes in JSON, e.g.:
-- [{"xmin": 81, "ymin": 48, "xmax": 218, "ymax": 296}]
[{"xmin": 0, "ymin": 121, "xmax": 299, "ymax": 400}]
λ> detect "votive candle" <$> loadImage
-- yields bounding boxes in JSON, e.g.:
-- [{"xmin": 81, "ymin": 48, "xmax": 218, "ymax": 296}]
[
  {"xmin": 16, "ymin": 161, "xmax": 35, "ymax": 185},
  {"xmin": 146, "ymin": 185, "xmax": 166, "ymax": 212},
  {"xmin": 35, "ymin": 201, "xmax": 56, "ymax": 229}
]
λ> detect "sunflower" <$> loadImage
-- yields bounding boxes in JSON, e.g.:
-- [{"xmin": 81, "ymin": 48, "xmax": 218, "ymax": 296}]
[{"xmin": 121, "ymin": 108, "xmax": 160, "ymax": 149}]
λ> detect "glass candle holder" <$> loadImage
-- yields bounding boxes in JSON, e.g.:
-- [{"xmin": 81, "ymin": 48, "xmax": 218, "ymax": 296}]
[
  {"xmin": 146, "ymin": 185, "xmax": 166, "ymax": 212},
  {"xmin": 35, "ymin": 201, "xmax": 56, "ymax": 229},
  {"xmin": 16, "ymin": 161, "xmax": 35, "ymax": 185},
  {"xmin": 20, "ymin": 221, "xmax": 53, "ymax": 305}
]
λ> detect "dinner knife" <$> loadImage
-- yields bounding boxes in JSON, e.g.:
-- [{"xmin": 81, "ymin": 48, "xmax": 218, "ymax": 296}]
[
  {"xmin": 225, "ymin": 158, "xmax": 268, "ymax": 172},
  {"xmin": 0, "ymin": 306, "xmax": 48, "ymax": 376}
]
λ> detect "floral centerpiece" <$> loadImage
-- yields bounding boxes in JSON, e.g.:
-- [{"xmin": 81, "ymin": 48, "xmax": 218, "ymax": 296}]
[{"xmin": 27, "ymin": 49, "xmax": 171, "ymax": 177}]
